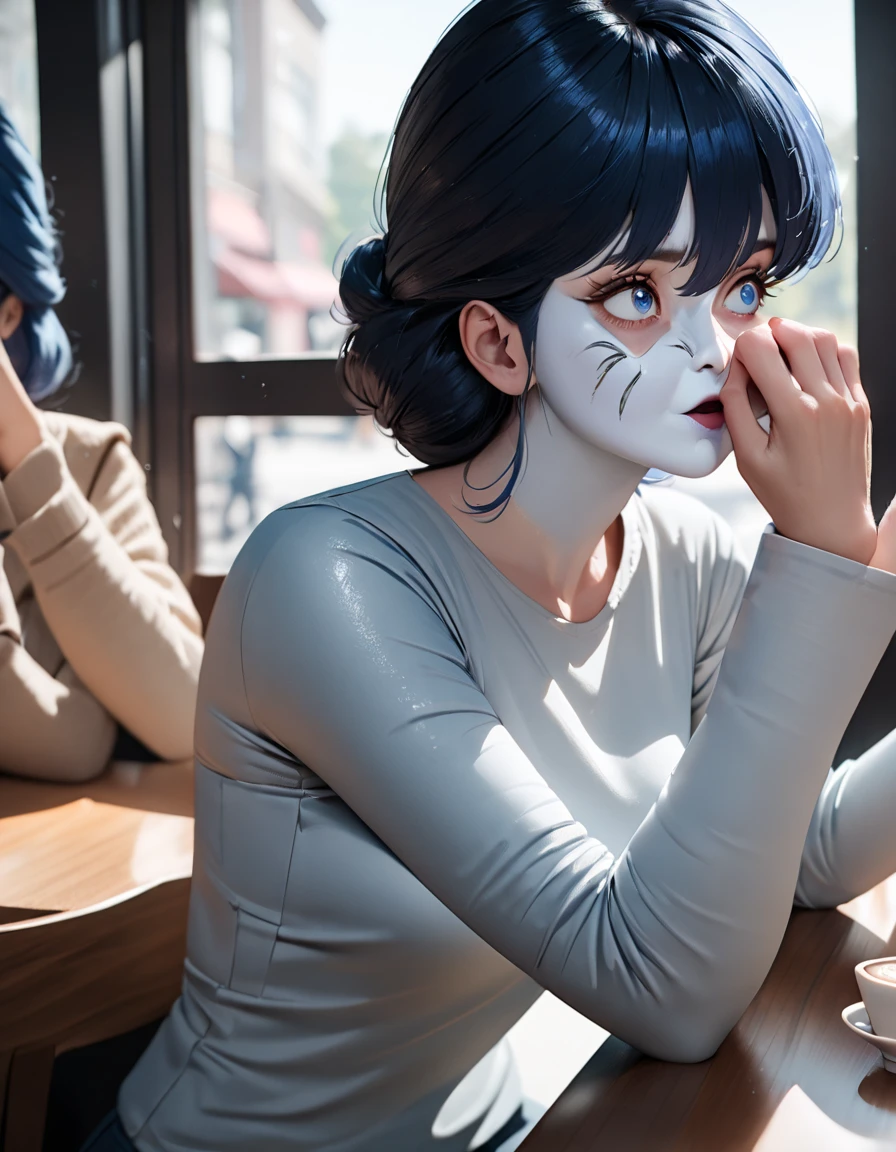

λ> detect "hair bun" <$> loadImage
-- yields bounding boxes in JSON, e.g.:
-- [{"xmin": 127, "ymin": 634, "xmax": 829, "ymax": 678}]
[{"xmin": 339, "ymin": 236, "xmax": 394, "ymax": 324}]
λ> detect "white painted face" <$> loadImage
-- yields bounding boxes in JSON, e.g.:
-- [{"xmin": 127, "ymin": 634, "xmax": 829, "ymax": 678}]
[{"xmin": 534, "ymin": 186, "xmax": 777, "ymax": 478}]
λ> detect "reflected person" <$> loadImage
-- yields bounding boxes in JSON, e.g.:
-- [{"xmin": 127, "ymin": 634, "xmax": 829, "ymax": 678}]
[{"xmin": 0, "ymin": 104, "xmax": 203, "ymax": 780}]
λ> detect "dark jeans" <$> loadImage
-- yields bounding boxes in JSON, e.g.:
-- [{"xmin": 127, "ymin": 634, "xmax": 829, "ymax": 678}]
[
  {"xmin": 81, "ymin": 1102, "xmax": 536, "ymax": 1152},
  {"xmin": 45, "ymin": 1020, "xmax": 162, "ymax": 1152},
  {"xmin": 80, "ymin": 1114, "xmax": 136, "ymax": 1152}
]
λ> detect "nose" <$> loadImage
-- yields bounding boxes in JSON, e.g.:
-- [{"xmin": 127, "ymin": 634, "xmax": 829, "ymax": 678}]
[{"xmin": 681, "ymin": 299, "xmax": 733, "ymax": 375}]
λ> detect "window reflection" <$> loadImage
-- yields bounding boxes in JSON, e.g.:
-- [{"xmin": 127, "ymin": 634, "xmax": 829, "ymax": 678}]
[
  {"xmin": 195, "ymin": 415, "xmax": 423, "ymax": 571},
  {"xmin": 0, "ymin": 0, "xmax": 39, "ymax": 160},
  {"xmin": 193, "ymin": 0, "xmax": 337, "ymax": 359},
  {"xmin": 192, "ymin": 0, "xmax": 858, "ymax": 569}
]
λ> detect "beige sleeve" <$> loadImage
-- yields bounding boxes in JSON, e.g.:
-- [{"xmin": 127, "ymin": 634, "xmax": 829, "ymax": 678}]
[{"xmin": 2, "ymin": 433, "xmax": 203, "ymax": 766}]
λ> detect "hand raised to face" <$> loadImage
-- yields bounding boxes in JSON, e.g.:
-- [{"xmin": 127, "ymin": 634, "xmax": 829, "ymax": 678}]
[
  {"xmin": 0, "ymin": 320, "xmax": 44, "ymax": 478},
  {"xmin": 722, "ymin": 318, "xmax": 876, "ymax": 565}
]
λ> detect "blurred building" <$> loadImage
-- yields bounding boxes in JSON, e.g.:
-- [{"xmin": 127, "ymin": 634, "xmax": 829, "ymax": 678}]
[
  {"xmin": 196, "ymin": 0, "xmax": 338, "ymax": 359},
  {"xmin": 0, "ymin": 0, "xmax": 40, "ymax": 158}
]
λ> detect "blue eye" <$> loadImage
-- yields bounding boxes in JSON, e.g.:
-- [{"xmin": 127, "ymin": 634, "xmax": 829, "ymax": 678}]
[
  {"xmin": 725, "ymin": 278, "xmax": 763, "ymax": 316},
  {"xmin": 602, "ymin": 284, "xmax": 659, "ymax": 322},
  {"xmin": 633, "ymin": 287, "xmax": 654, "ymax": 314}
]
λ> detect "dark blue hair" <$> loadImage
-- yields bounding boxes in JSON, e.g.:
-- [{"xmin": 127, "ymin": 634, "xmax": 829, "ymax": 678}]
[
  {"xmin": 337, "ymin": 0, "xmax": 840, "ymax": 503},
  {"xmin": 0, "ymin": 103, "xmax": 73, "ymax": 402}
]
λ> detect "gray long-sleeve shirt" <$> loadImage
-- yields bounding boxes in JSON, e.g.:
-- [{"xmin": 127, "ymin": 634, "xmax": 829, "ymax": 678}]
[{"xmin": 119, "ymin": 472, "xmax": 896, "ymax": 1152}]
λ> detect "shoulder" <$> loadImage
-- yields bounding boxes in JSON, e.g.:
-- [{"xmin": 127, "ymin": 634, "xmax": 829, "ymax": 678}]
[
  {"xmin": 230, "ymin": 481, "xmax": 438, "ymax": 614},
  {"xmin": 41, "ymin": 411, "xmax": 134, "ymax": 497}
]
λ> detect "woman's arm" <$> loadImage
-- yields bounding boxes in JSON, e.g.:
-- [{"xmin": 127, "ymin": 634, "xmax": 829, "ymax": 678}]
[
  {"xmin": 794, "ymin": 734, "xmax": 896, "ymax": 908},
  {"xmin": 689, "ymin": 515, "xmax": 896, "ymax": 911},
  {"xmin": 238, "ymin": 504, "xmax": 896, "ymax": 1065},
  {"xmin": 2, "ymin": 432, "xmax": 203, "ymax": 762},
  {"xmin": 0, "ymin": 555, "xmax": 117, "ymax": 778}
]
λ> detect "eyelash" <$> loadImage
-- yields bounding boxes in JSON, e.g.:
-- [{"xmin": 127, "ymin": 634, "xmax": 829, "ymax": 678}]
[{"xmin": 580, "ymin": 268, "xmax": 771, "ymax": 328}]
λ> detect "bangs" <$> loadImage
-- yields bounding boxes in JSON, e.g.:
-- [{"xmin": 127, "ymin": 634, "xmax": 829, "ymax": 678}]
[
  {"xmin": 575, "ymin": 2, "xmax": 841, "ymax": 293},
  {"xmin": 383, "ymin": 0, "xmax": 840, "ymax": 311}
]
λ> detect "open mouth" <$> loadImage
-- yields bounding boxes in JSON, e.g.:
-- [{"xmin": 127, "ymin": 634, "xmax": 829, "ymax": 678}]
[{"xmin": 684, "ymin": 397, "xmax": 725, "ymax": 431}]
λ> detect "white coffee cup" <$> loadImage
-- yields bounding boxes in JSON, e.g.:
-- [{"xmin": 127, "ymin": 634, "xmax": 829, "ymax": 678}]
[{"xmin": 856, "ymin": 957, "xmax": 896, "ymax": 1039}]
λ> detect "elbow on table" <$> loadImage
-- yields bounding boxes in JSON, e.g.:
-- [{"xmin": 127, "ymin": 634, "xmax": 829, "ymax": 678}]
[
  {"xmin": 61, "ymin": 750, "xmax": 111, "ymax": 783},
  {"xmin": 636, "ymin": 1019, "xmax": 729, "ymax": 1065},
  {"xmin": 129, "ymin": 659, "xmax": 201, "ymax": 762},
  {"xmin": 611, "ymin": 990, "xmax": 739, "ymax": 1065},
  {"xmin": 3, "ymin": 740, "xmax": 112, "ymax": 783},
  {"xmin": 136, "ymin": 709, "xmax": 196, "ymax": 763},
  {"xmin": 142, "ymin": 718, "xmax": 194, "ymax": 764}
]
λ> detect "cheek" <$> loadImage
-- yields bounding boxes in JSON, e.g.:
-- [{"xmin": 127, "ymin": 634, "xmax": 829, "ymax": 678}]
[
  {"xmin": 613, "ymin": 316, "xmax": 673, "ymax": 358},
  {"xmin": 716, "ymin": 310, "xmax": 767, "ymax": 342}
]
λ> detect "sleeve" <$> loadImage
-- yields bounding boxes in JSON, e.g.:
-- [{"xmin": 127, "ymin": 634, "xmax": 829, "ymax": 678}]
[
  {"xmin": 690, "ymin": 512, "xmax": 750, "ymax": 731},
  {"xmin": 795, "ymin": 729, "xmax": 896, "ymax": 908},
  {"xmin": 2, "ymin": 433, "xmax": 203, "ymax": 765},
  {"xmin": 240, "ymin": 506, "xmax": 896, "ymax": 1063},
  {"xmin": 685, "ymin": 517, "xmax": 896, "ymax": 911}
]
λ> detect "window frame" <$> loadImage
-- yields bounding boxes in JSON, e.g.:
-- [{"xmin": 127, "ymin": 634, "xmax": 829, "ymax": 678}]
[
  {"xmin": 34, "ymin": 0, "xmax": 117, "ymax": 426},
  {"xmin": 845, "ymin": 0, "xmax": 896, "ymax": 761},
  {"xmin": 138, "ymin": 0, "xmax": 892, "ymax": 757},
  {"xmin": 141, "ymin": 0, "xmax": 352, "ymax": 577}
]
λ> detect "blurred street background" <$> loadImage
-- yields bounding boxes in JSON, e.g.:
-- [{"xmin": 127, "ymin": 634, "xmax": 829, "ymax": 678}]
[{"xmin": 182, "ymin": 0, "xmax": 858, "ymax": 575}]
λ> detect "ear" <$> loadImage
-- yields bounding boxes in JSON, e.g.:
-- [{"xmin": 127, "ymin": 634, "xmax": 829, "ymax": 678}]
[
  {"xmin": 458, "ymin": 301, "xmax": 530, "ymax": 396},
  {"xmin": 0, "ymin": 294, "xmax": 24, "ymax": 340}
]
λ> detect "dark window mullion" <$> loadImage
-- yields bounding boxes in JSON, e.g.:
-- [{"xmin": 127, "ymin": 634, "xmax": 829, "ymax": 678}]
[
  {"xmin": 34, "ymin": 0, "xmax": 113, "ymax": 424},
  {"xmin": 185, "ymin": 358, "xmax": 351, "ymax": 417},
  {"xmin": 838, "ymin": 0, "xmax": 896, "ymax": 762},
  {"xmin": 143, "ymin": 0, "xmax": 192, "ymax": 571}
]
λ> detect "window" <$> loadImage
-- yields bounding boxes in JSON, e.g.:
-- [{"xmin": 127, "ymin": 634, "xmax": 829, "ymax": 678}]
[
  {"xmin": 0, "ymin": 0, "xmax": 39, "ymax": 160},
  {"xmin": 188, "ymin": 0, "xmax": 459, "ymax": 568},
  {"xmin": 171, "ymin": 0, "xmax": 862, "ymax": 572}
]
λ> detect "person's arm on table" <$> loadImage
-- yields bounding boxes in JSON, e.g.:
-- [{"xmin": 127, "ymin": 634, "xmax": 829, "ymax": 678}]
[
  {"xmin": 691, "ymin": 537, "xmax": 896, "ymax": 913},
  {"xmin": 238, "ymin": 495, "xmax": 896, "ymax": 1065},
  {"xmin": 0, "ymin": 344, "xmax": 203, "ymax": 768},
  {"xmin": 0, "ymin": 556, "xmax": 118, "ymax": 779},
  {"xmin": 790, "ymin": 498, "xmax": 896, "ymax": 908},
  {"xmin": 240, "ymin": 321, "xmax": 896, "ymax": 1064}
]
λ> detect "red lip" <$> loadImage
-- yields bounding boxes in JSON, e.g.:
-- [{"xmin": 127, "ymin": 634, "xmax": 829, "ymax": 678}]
[{"xmin": 684, "ymin": 395, "xmax": 725, "ymax": 431}]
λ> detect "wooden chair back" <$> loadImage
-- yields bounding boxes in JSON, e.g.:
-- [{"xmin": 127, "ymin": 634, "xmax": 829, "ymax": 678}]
[
  {"xmin": 189, "ymin": 572, "xmax": 226, "ymax": 636},
  {"xmin": 0, "ymin": 800, "xmax": 192, "ymax": 1152}
]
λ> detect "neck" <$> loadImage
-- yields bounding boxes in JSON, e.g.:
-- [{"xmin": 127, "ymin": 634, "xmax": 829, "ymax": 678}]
[{"xmin": 460, "ymin": 389, "xmax": 646, "ymax": 605}]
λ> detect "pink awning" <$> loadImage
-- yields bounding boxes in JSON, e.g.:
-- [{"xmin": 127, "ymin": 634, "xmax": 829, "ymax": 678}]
[
  {"xmin": 207, "ymin": 188, "xmax": 271, "ymax": 256},
  {"xmin": 214, "ymin": 247, "xmax": 338, "ymax": 311}
]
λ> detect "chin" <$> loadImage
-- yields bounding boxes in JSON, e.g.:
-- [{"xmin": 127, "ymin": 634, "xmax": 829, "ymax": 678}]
[{"xmin": 641, "ymin": 437, "xmax": 733, "ymax": 480}]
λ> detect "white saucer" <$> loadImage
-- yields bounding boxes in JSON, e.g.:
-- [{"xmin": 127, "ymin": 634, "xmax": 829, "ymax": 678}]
[{"xmin": 842, "ymin": 1001, "xmax": 896, "ymax": 1072}]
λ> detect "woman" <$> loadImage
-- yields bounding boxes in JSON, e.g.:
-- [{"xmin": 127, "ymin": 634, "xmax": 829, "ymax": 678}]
[
  {"xmin": 0, "ymin": 104, "xmax": 202, "ymax": 779},
  {"xmin": 111, "ymin": 2, "xmax": 896, "ymax": 1150}
]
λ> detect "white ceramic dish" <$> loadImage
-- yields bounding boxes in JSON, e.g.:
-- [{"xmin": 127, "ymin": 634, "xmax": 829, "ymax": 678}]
[{"xmin": 842, "ymin": 1001, "xmax": 896, "ymax": 1072}]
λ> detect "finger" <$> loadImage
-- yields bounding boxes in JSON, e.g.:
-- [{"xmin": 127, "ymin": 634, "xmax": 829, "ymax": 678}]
[
  {"xmin": 766, "ymin": 318, "xmax": 829, "ymax": 400},
  {"xmin": 812, "ymin": 328, "xmax": 849, "ymax": 396},
  {"xmin": 838, "ymin": 344, "xmax": 863, "ymax": 403},
  {"xmin": 720, "ymin": 356, "xmax": 768, "ymax": 462},
  {"xmin": 870, "ymin": 494, "xmax": 896, "ymax": 575},
  {"xmin": 732, "ymin": 325, "xmax": 801, "ymax": 426}
]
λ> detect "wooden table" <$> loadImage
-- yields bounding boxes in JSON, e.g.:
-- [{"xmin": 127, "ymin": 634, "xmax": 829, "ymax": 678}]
[
  {"xmin": 522, "ymin": 877, "xmax": 896, "ymax": 1151},
  {"xmin": 0, "ymin": 757, "xmax": 194, "ymax": 822},
  {"xmin": 5, "ymin": 764, "xmax": 896, "ymax": 1149},
  {"xmin": 0, "ymin": 761, "xmax": 194, "ymax": 1148}
]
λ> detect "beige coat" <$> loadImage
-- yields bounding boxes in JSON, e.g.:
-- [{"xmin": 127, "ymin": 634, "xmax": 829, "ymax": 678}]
[{"xmin": 0, "ymin": 411, "xmax": 203, "ymax": 780}]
